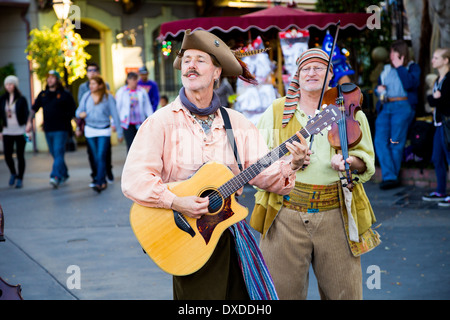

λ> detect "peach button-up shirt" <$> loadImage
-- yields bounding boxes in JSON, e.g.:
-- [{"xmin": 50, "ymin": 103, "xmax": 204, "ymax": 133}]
[{"xmin": 121, "ymin": 96, "xmax": 297, "ymax": 209}]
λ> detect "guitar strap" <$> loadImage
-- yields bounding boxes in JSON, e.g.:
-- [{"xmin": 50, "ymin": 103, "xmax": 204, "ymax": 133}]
[
  {"xmin": 220, "ymin": 107, "xmax": 243, "ymax": 172},
  {"xmin": 219, "ymin": 107, "xmax": 279, "ymax": 300}
]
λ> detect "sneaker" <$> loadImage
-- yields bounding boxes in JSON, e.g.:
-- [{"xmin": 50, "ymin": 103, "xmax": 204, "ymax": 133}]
[
  {"xmin": 379, "ymin": 179, "xmax": 400, "ymax": 190},
  {"xmin": 50, "ymin": 177, "xmax": 59, "ymax": 189},
  {"xmin": 60, "ymin": 175, "xmax": 69, "ymax": 185},
  {"xmin": 106, "ymin": 176, "xmax": 114, "ymax": 184},
  {"xmin": 9, "ymin": 174, "xmax": 17, "ymax": 186},
  {"xmin": 15, "ymin": 179, "xmax": 23, "ymax": 189},
  {"xmin": 92, "ymin": 183, "xmax": 107, "ymax": 193},
  {"xmin": 422, "ymin": 192, "xmax": 446, "ymax": 201},
  {"xmin": 438, "ymin": 196, "xmax": 450, "ymax": 207}
]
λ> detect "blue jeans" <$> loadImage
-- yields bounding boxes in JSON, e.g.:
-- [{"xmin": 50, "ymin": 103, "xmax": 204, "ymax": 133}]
[
  {"xmin": 86, "ymin": 136, "xmax": 111, "ymax": 185},
  {"xmin": 432, "ymin": 126, "xmax": 450, "ymax": 195},
  {"xmin": 374, "ymin": 101, "xmax": 413, "ymax": 181},
  {"xmin": 45, "ymin": 131, "xmax": 69, "ymax": 180}
]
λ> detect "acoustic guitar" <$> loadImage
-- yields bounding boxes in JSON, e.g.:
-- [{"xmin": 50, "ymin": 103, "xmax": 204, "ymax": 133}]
[{"xmin": 130, "ymin": 104, "xmax": 341, "ymax": 275}]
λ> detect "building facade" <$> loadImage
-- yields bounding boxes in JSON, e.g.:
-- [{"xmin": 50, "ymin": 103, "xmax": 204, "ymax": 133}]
[{"xmin": 0, "ymin": 0, "xmax": 199, "ymax": 151}]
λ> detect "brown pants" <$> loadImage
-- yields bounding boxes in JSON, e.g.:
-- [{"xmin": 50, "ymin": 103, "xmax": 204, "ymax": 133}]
[{"xmin": 260, "ymin": 207, "xmax": 362, "ymax": 300}]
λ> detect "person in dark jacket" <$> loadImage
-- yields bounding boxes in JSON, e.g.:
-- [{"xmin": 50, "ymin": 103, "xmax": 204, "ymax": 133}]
[
  {"xmin": 25, "ymin": 70, "xmax": 76, "ymax": 188},
  {"xmin": 374, "ymin": 40, "xmax": 421, "ymax": 190},
  {"xmin": 422, "ymin": 48, "xmax": 450, "ymax": 207},
  {"xmin": 0, "ymin": 75, "xmax": 29, "ymax": 188}
]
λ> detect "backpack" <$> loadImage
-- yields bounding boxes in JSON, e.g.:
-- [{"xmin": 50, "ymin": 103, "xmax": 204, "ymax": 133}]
[{"xmin": 409, "ymin": 120, "xmax": 435, "ymax": 161}]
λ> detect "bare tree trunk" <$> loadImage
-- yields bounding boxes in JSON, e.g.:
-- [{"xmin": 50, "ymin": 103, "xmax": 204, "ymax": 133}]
[
  {"xmin": 403, "ymin": 0, "xmax": 423, "ymax": 61},
  {"xmin": 416, "ymin": 0, "xmax": 433, "ymax": 116},
  {"xmin": 429, "ymin": 0, "xmax": 450, "ymax": 49}
]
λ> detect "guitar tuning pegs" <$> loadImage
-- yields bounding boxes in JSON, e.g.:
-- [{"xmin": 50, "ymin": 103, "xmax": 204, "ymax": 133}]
[
  {"xmin": 326, "ymin": 125, "xmax": 332, "ymax": 131},
  {"xmin": 315, "ymin": 109, "xmax": 321, "ymax": 115}
]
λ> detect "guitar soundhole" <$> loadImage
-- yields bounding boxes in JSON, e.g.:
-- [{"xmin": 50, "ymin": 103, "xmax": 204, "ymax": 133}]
[{"xmin": 199, "ymin": 189, "xmax": 223, "ymax": 214}]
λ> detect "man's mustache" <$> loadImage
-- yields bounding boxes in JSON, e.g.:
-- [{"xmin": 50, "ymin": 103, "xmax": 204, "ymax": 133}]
[{"xmin": 183, "ymin": 70, "xmax": 200, "ymax": 77}]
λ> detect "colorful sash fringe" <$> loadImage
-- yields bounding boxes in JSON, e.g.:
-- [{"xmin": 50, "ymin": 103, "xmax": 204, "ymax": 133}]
[{"xmin": 230, "ymin": 220, "xmax": 279, "ymax": 300}]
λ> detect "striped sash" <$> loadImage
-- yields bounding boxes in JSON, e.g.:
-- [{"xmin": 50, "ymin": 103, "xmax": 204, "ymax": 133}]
[
  {"xmin": 284, "ymin": 181, "xmax": 340, "ymax": 213},
  {"xmin": 230, "ymin": 221, "xmax": 279, "ymax": 300}
]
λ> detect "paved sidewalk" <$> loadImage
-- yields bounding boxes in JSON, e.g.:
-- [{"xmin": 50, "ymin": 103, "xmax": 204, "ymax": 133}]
[
  {"xmin": 0, "ymin": 143, "xmax": 449, "ymax": 300},
  {"xmin": 0, "ymin": 143, "xmax": 172, "ymax": 300}
]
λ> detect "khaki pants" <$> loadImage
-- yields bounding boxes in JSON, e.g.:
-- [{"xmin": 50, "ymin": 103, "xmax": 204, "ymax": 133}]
[{"xmin": 260, "ymin": 207, "xmax": 362, "ymax": 300}]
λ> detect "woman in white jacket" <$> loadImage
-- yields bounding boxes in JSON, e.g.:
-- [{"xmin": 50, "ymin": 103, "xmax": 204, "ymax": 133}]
[{"xmin": 115, "ymin": 72, "xmax": 153, "ymax": 150}]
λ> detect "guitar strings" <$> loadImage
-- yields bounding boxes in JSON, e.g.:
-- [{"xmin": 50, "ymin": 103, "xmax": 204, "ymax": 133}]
[
  {"xmin": 205, "ymin": 190, "xmax": 223, "ymax": 212},
  {"xmin": 204, "ymin": 133, "xmax": 302, "ymax": 212}
]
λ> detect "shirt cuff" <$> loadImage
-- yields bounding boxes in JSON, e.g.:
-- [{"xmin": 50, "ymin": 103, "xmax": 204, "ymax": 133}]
[
  {"xmin": 159, "ymin": 188, "xmax": 177, "ymax": 209},
  {"xmin": 281, "ymin": 161, "xmax": 298, "ymax": 178}
]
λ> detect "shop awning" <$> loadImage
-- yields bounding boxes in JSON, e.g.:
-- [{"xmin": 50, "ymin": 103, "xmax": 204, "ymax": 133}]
[{"xmin": 159, "ymin": 6, "xmax": 370, "ymax": 39}]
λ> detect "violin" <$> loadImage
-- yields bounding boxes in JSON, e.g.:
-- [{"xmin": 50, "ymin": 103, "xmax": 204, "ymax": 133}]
[
  {"xmin": 310, "ymin": 21, "xmax": 363, "ymax": 191},
  {"xmin": 324, "ymin": 83, "xmax": 363, "ymax": 191},
  {"xmin": 0, "ymin": 277, "xmax": 24, "ymax": 300},
  {"xmin": 325, "ymin": 84, "xmax": 362, "ymax": 149},
  {"xmin": 0, "ymin": 205, "xmax": 24, "ymax": 300}
]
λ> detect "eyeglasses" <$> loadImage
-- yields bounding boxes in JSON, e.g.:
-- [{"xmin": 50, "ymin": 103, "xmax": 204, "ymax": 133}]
[
  {"xmin": 300, "ymin": 66, "xmax": 326, "ymax": 74},
  {"xmin": 87, "ymin": 68, "xmax": 98, "ymax": 72}
]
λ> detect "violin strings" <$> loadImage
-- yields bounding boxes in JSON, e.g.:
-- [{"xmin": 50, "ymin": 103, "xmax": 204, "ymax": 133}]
[{"xmin": 338, "ymin": 108, "xmax": 351, "ymax": 176}]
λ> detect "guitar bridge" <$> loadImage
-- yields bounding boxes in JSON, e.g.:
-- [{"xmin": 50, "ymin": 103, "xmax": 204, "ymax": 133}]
[{"xmin": 173, "ymin": 211, "xmax": 196, "ymax": 237}]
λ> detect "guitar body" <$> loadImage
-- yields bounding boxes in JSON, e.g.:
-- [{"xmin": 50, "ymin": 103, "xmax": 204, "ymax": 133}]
[{"xmin": 129, "ymin": 161, "xmax": 248, "ymax": 276}]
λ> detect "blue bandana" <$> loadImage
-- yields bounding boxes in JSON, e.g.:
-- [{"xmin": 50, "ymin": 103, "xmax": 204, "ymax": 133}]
[{"xmin": 179, "ymin": 87, "xmax": 222, "ymax": 116}]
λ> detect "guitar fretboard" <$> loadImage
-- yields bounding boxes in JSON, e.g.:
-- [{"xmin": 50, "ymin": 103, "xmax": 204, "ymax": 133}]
[
  {"xmin": 218, "ymin": 127, "xmax": 308, "ymax": 198},
  {"xmin": 217, "ymin": 104, "xmax": 340, "ymax": 198}
]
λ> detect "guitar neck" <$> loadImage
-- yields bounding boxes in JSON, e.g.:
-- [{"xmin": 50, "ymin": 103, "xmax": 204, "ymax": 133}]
[
  {"xmin": 218, "ymin": 127, "xmax": 309, "ymax": 198},
  {"xmin": 217, "ymin": 104, "xmax": 340, "ymax": 198}
]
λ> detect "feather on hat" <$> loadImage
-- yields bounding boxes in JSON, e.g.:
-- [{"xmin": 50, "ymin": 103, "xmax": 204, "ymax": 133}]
[{"xmin": 173, "ymin": 29, "xmax": 266, "ymax": 85}]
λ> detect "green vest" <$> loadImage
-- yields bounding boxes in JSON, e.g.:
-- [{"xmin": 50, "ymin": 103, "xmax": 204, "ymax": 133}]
[{"xmin": 250, "ymin": 97, "xmax": 377, "ymax": 241}]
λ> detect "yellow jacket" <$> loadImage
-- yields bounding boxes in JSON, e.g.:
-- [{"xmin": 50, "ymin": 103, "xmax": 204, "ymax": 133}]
[{"xmin": 250, "ymin": 95, "xmax": 377, "ymax": 247}]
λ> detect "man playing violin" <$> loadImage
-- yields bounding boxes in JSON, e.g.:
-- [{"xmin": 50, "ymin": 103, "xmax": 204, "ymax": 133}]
[
  {"xmin": 121, "ymin": 29, "xmax": 310, "ymax": 300},
  {"xmin": 251, "ymin": 48, "xmax": 379, "ymax": 300}
]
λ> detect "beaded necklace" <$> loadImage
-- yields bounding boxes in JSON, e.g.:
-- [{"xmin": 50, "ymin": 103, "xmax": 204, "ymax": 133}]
[{"xmin": 192, "ymin": 113, "xmax": 215, "ymax": 134}]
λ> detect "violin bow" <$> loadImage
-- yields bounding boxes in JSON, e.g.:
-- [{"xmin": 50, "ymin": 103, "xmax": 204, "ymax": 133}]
[
  {"xmin": 317, "ymin": 21, "xmax": 357, "ymax": 191},
  {"xmin": 309, "ymin": 20, "xmax": 340, "ymax": 150}
]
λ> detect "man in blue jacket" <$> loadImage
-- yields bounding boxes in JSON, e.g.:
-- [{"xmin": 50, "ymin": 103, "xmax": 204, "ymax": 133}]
[
  {"xmin": 137, "ymin": 66, "xmax": 160, "ymax": 112},
  {"xmin": 374, "ymin": 40, "xmax": 421, "ymax": 189}
]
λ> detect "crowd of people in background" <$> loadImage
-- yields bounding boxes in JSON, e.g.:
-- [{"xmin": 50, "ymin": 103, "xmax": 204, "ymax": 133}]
[
  {"xmin": 0, "ymin": 44, "xmax": 449, "ymax": 205},
  {"xmin": 0, "ymin": 63, "xmax": 160, "ymax": 193}
]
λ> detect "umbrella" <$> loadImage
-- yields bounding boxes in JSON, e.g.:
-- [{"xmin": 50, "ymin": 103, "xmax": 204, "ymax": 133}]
[{"xmin": 159, "ymin": 6, "xmax": 370, "ymax": 39}]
